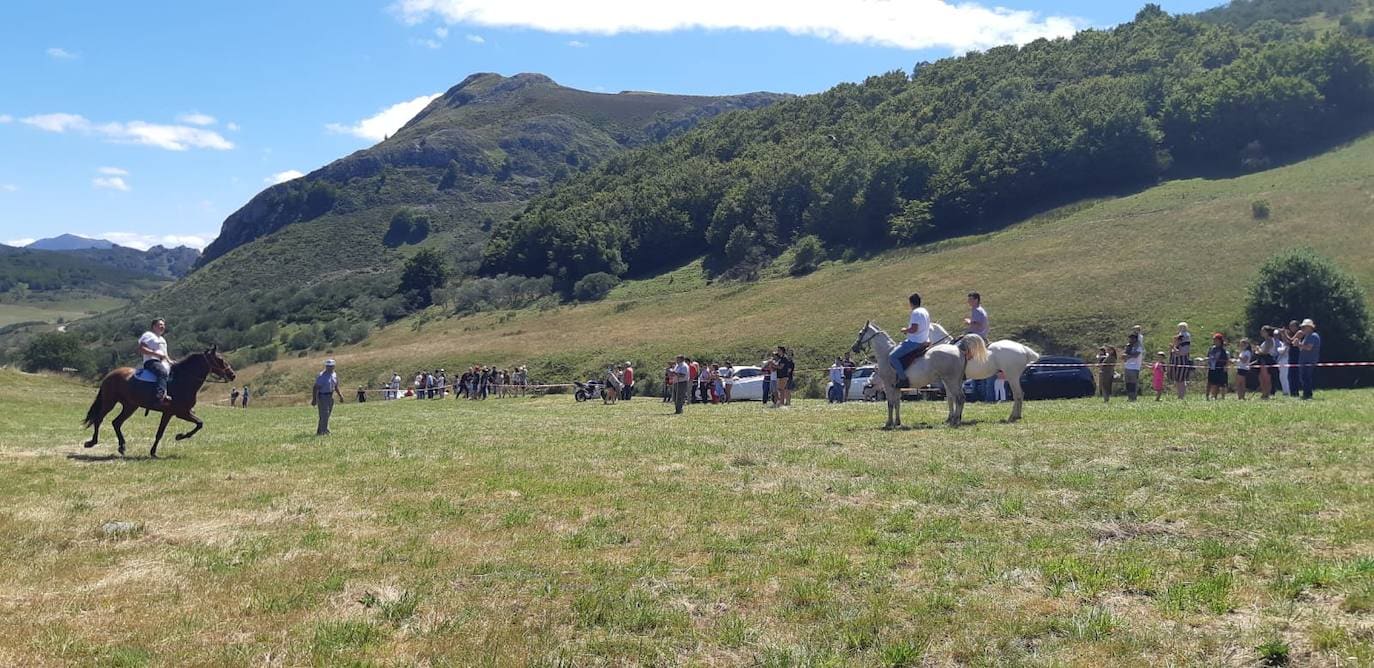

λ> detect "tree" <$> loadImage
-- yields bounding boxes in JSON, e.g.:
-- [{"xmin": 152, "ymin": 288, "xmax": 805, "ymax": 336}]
[
  {"xmin": 789, "ymin": 235, "xmax": 825, "ymax": 276},
  {"xmin": 887, "ymin": 200, "xmax": 934, "ymax": 245},
  {"xmin": 438, "ymin": 160, "xmax": 460, "ymax": 190},
  {"xmin": 1245, "ymin": 248, "xmax": 1373, "ymax": 387},
  {"xmin": 399, "ymin": 248, "xmax": 450, "ymax": 310},
  {"xmin": 572, "ymin": 272, "xmax": 620, "ymax": 301},
  {"xmin": 22, "ymin": 332, "xmax": 89, "ymax": 373}
]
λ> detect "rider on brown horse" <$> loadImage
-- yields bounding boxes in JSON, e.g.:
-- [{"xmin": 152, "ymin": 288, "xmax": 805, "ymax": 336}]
[{"xmin": 138, "ymin": 318, "xmax": 173, "ymax": 404}]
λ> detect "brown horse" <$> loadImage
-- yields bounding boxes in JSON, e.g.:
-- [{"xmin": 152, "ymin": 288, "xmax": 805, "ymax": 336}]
[{"xmin": 82, "ymin": 346, "xmax": 236, "ymax": 458}]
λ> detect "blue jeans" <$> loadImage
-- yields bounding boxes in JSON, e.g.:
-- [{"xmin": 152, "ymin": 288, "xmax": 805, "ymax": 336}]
[
  {"xmin": 143, "ymin": 359, "xmax": 169, "ymax": 399},
  {"xmin": 1299, "ymin": 364, "xmax": 1316, "ymax": 399},
  {"xmin": 890, "ymin": 340, "xmax": 925, "ymax": 378}
]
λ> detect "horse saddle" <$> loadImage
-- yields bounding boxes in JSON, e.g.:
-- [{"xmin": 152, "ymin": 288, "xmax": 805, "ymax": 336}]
[
  {"xmin": 898, "ymin": 343, "xmax": 932, "ymax": 370},
  {"xmin": 133, "ymin": 366, "xmax": 172, "ymax": 384}
]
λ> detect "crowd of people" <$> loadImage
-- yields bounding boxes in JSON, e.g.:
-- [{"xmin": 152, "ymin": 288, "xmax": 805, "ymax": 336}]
[
  {"xmin": 364, "ymin": 366, "xmax": 532, "ymax": 401},
  {"xmin": 1099, "ymin": 319, "xmax": 1325, "ymax": 402}
]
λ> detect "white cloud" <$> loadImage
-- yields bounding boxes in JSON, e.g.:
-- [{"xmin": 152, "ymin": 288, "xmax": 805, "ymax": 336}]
[
  {"xmin": 0, "ymin": 184, "xmax": 17, "ymax": 192},
  {"xmin": 226, "ymin": 121, "xmax": 240, "ymax": 131},
  {"xmin": 0, "ymin": 114, "xmax": 12, "ymax": 123},
  {"xmin": 177, "ymin": 112, "xmax": 217, "ymax": 126},
  {"xmin": 325, "ymin": 92, "xmax": 441, "ymax": 142},
  {"xmin": 414, "ymin": 37, "xmax": 443, "ymax": 48},
  {"xmin": 566, "ymin": 40, "xmax": 588, "ymax": 48},
  {"xmin": 435, "ymin": 26, "xmax": 449, "ymax": 38},
  {"xmin": 5, "ymin": 238, "xmax": 36, "ymax": 247},
  {"xmin": 392, "ymin": 0, "xmax": 1083, "ymax": 52},
  {"xmin": 466, "ymin": 33, "xmax": 485, "ymax": 43},
  {"xmin": 265, "ymin": 169, "xmax": 305, "ymax": 185},
  {"xmin": 46, "ymin": 47, "xmax": 78, "ymax": 60},
  {"xmin": 95, "ymin": 232, "xmax": 213, "ymax": 251},
  {"xmin": 97, "ymin": 166, "xmax": 129, "ymax": 176},
  {"xmin": 93, "ymin": 176, "xmax": 130, "ymax": 191},
  {"xmin": 19, "ymin": 113, "xmax": 234, "ymax": 151}
]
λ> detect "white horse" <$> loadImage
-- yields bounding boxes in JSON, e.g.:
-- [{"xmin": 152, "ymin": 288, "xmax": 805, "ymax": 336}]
[
  {"xmin": 850, "ymin": 321, "xmax": 966, "ymax": 429},
  {"xmin": 940, "ymin": 326, "xmax": 1041, "ymax": 422}
]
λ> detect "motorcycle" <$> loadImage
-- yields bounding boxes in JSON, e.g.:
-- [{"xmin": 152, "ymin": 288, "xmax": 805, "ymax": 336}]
[{"xmin": 573, "ymin": 379, "xmax": 605, "ymax": 402}]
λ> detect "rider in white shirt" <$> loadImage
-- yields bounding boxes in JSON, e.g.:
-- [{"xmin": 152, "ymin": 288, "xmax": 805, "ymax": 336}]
[
  {"xmin": 889, "ymin": 293, "xmax": 931, "ymax": 388},
  {"xmin": 137, "ymin": 318, "xmax": 173, "ymax": 401}
]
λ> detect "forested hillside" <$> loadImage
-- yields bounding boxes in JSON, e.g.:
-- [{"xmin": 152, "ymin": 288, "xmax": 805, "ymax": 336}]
[{"xmin": 482, "ymin": 6, "xmax": 1374, "ymax": 288}]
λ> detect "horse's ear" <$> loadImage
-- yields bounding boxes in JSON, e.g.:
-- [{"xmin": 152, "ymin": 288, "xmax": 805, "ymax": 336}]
[{"xmin": 209, "ymin": 344, "xmax": 218, "ymax": 354}]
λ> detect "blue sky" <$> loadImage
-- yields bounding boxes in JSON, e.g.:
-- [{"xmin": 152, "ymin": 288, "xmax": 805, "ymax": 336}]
[{"xmin": 0, "ymin": 0, "xmax": 1217, "ymax": 250}]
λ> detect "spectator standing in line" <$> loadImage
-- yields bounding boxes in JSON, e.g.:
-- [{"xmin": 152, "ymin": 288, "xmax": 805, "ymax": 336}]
[
  {"xmin": 828, "ymin": 358, "xmax": 845, "ymax": 403},
  {"xmin": 696, "ymin": 360, "xmax": 711, "ymax": 404},
  {"xmin": 964, "ymin": 292, "xmax": 991, "ymax": 401},
  {"xmin": 1256, "ymin": 327, "xmax": 1277, "ymax": 399},
  {"xmin": 721, "ymin": 362, "xmax": 735, "ymax": 403},
  {"xmin": 356, "ymin": 385, "xmax": 367, "ymax": 403},
  {"xmin": 414, "ymin": 371, "xmax": 425, "ymax": 400},
  {"xmin": 1205, "ymin": 333, "xmax": 1230, "ymax": 401},
  {"xmin": 761, "ymin": 356, "xmax": 775, "ymax": 407},
  {"xmin": 1123, "ymin": 332, "xmax": 1143, "ymax": 401},
  {"xmin": 662, "ymin": 365, "xmax": 673, "ymax": 403},
  {"xmin": 312, "ymin": 359, "xmax": 344, "ymax": 436},
  {"xmin": 994, "ymin": 370, "xmax": 1008, "ymax": 402},
  {"xmin": 1151, "ymin": 353, "xmax": 1166, "ymax": 401},
  {"xmin": 840, "ymin": 353, "xmax": 856, "ymax": 401},
  {"xmin": 1280, "ymin": 320, "xmax": 1302, "ymax": 397},
  {"xmin": 230, "ymin": 387, "xmax": 240, "ymax": 408},
  {"xmin": 687, "ymin": 358, "xmax": 700, "ymax": 403},
  {"xmin": 1168, "ymin": 322, "xmax": 1193, "ymax": 399},
  {"xmin": 621, "ymin": 362, "xmax": 634, "ymax": 401},
  {"xmin": 671, "ymin": 355, "xmax": 691, "ymax": 414},
  {"xmin": 1296, "ymin": 319, "xmax": 1321, "ymax": 399},
  {"xmin": 242, "ymin": 385, "xmax": 250, "ymax": 408},
  {"xmin": 1235, "ymin": 338, "xmax": 1254, "ymax": 400},
  {"xmin": 711, "ymin": 364, "xmax": 725, "ymax": 403},
  {"xmin": 1096, "ymin": 346, "xmax": 1117, "ymax": 403}
]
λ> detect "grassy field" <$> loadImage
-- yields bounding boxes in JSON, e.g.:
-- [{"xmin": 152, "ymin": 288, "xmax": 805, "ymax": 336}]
[
  {"xmin": 2, "ymin": 368, "xmax": 1371, "ymax": 666},
  {"xmin": 0, "ymin": 295, "xmax": 128, "ymax": 327},
  {"xmin": 232, "ymin": 132, "xmax": 1374, "ymax": 396}
]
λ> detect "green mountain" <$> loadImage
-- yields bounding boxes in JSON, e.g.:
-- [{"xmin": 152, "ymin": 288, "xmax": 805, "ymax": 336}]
[
  {"xmin": 481, "ymin": 6, "xmax": 1374, "ymax": 288},
  {"xmin": 83, "ymin": 74, "xmax": 780, "ymax": 354},
  {"xmin": 63, "ymin": 245, "xmax": 200, "ymax": 279},
  {"xmin": 27, "ymin": 234, "xmax": 115, "ymax": 251},
  {"xmin": 0, "ymin": 245, "xmax": 170, "ymax": 297}
]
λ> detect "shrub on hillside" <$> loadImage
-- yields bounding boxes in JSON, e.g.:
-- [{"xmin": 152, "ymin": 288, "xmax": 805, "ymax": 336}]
[
  {"xmin": 22, "ymin": 332, "xmax": 89, "ymax": 373},
  {"xmin": 1245, "ymin": 248, "xmax": 1373, "ymax": 386},
  {"xmin": 399, "ymin": 248, "xmax": 450, "ymax": 310},
  {"xmin": 1251, "ymin": 200, "xmax": 1271, "ymax": 219},
  {"xmin": 789, "ymin": 236, "xmax": 824, "ymax": 276},
  {"xmin": 573, "ymin": 272, "xmax": 620, "ymax": 301}
]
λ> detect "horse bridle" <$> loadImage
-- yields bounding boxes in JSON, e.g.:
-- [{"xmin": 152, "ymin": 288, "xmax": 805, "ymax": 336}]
[
  {"xmin": 205, "ymin": 354, "xmax": 234, "ymax": 382},
  {"xmin": 852, "ymin": 324, "xmax": 881, "ymax": 353}
]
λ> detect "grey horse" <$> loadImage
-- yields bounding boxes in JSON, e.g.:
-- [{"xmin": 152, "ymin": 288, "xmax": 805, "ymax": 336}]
[{"xmin": 851, "ymin": 321, "xmax": 966, "ymax": 428}]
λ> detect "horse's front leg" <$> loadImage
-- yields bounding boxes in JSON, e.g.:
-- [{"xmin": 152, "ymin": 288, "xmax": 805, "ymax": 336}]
[
  {"xmin": 175, "ymin": 409, "xmax": 204, "ymax": 441},
  {"xmin": 1008, "ymin": 377, "xmax": 1025, "ymax": 422},
  {"xmin": 111, "ymin": 404, "xmax": 138, "ymax": 456},
  {"xmin": 150, "ymin": 411, "xmax": 174, "ymax": 459},
  {"xmin": 947, "ymin": 384, "xmax": 965, "ymax": 427}
]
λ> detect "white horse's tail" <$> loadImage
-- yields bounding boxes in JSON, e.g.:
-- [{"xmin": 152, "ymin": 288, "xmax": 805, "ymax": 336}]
[
  {"xmin": 963, "ymin": 334, "xmax": 989, "ymax": 364},
  {"xmin": 1026, "ymin": 347, "xmax": 1040, "ymax": 364}
]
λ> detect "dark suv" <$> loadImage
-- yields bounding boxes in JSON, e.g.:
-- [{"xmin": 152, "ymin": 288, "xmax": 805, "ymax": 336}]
[{"xmin": 1020, "ymin": 356, "xmax": 1096, "ymax": 400}]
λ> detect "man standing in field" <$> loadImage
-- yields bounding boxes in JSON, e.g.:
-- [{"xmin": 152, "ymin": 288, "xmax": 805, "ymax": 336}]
[
  {"xmin": 137, "ymin": 318, "xmax": 173, "ymax": 404},
  {"xmin": 312, "ymin": 359, "xmax": 344, "ymax": 435},
  {"xmin": 671, "ymin": 355, "xmax": 691, "ymax": 414},
  {"xmin": 241, "ymin": 385, "xmax": 250, "ymax": 408},
  {"xmin": 1296, "ymin": 318, "xmax": 1322, "ymax": 399},
  {"xmin": 964, "ymin": 292, "xmax": 990, "ymax": 401},
  {"xmin": 621, "ymin": 362, "xmax": 634, "ymax": 401}
]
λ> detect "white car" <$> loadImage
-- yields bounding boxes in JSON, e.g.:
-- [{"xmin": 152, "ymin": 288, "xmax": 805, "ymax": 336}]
[{"xmin": 725, "ymin": 366, "xmax": 768, "ymax": 401}]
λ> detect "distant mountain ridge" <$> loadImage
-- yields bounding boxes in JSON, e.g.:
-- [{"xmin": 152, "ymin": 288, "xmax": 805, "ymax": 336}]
[
  {"xmin": 27, "ymin": 234, "xmax": 115, "ymax": 251},
  {"xmin": 15, "ymin": 235, "xmax": 200, "ymax": 279}
]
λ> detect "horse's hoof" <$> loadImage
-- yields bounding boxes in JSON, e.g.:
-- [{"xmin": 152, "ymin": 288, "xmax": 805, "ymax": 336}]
[
  {"xmin": 83, "ymin": 440, "xmax": 96, "ymax": 448},
  {"xmin": 149, "ymin": 452, "xmax": 159, "ymax": 459},
  {"xmin": 175, "ymin": 434, "xmax": 187, "ymax": 441}
]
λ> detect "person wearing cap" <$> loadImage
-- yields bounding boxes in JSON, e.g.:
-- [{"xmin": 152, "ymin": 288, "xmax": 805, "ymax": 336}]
[
  {"xmin": 1296, "ymin": 319, "xmax": 1322, "ymax": 399},
  {"xmin": 1168, "ymin": 322, "xmax": 1193, "ymax": 399},
  {"xmin": 621, "ymin": 362, "xmax": 634, "ymax": 401},
  {"xmin": 312, "ymin": 359, "xmax": 344, "ymax": 436}
]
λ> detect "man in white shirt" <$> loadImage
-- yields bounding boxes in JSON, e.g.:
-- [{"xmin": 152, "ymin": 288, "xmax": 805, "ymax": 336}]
[
  {"xmin": 137, "ymin": 318, "xmax": 173, "ymax": 402},
  {"xmin": 889, "ymin": 293, "xmax": 931, "ymax": 389},
  {"xmin": 828, "ymin": 359, "xmax": 846, "ymax": 403},
  {"xmin": 671, "ymin": 355, "xmax": 691, "ymax": 414}
]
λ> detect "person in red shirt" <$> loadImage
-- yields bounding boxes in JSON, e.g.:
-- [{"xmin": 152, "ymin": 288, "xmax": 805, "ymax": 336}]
[
  {"xmin": 621, "ymin": 362, "xmax": 634, "ymax": 401},
  {"xmin": 688, "ymin": 358, "xmax": 700, "ymax": 403}
]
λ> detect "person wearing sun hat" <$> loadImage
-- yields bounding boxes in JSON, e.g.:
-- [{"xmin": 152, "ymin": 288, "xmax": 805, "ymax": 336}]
[
  {"xmin": 312, "ymin": 359, "xmax": 344, "ymax": 435},
  {"xmin": 1295, "ymin": 319, "xmax": 1322, "ymax": 399}
]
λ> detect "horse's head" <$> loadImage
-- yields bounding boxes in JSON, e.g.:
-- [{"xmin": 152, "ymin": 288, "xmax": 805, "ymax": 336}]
[
  {"xmin": 851, "ymin": 320, "xmax": 879, "ymax": 354},
  {"xmin": 205, "ymin": 345, "xmax": 236, "ymax": 381}
]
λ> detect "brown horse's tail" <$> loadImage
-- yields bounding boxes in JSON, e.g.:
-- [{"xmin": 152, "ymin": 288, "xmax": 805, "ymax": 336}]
[{"xmin": 83, "ymin": 387, "xmax": 104, "ymax": 428}]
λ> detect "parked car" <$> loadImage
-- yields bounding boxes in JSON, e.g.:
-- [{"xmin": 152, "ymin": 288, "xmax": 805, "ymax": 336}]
[
  {"xmin": 728, "ymin": 366, "xmax": 766, "ymax": 401},
  {"xmin": 846, "ymin": 365, "xmax": 877, "ymax": 400},
  {"xmin": 1019, "ymin": 356, "xmax": 1096, "ymax": 400}
]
